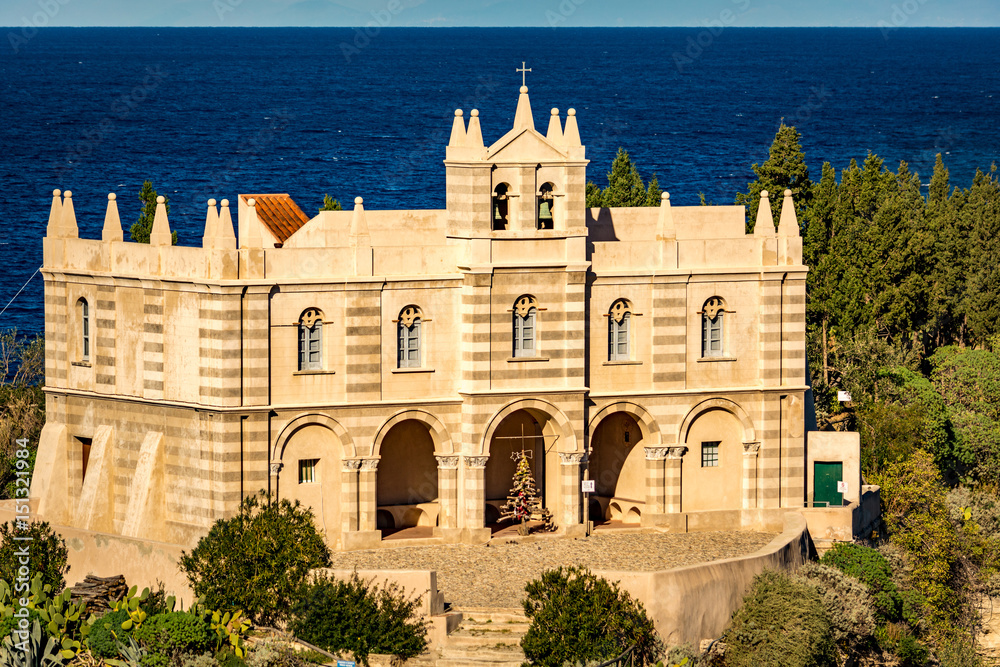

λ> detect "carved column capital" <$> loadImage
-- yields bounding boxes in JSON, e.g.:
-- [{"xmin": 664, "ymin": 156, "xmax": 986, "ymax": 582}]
[
  {"xmin": 342, "ymin": 459, "xmax": 362, "ymax": 472},
  {"xmin": 463, "ymin": 455, "xmax": 489, "ymax": 469},
  {"xmin": 360, "ymin": 457, "xmax": 379, "ymax": 471},
  {"xmin": 558, "ymin": 452, "xmax": 585, "ymax": 465},
  {"xmin": 743, "ymin": 442, "xmax": 761, "ymax": 456},
  {"xmin": 666, "ymin": 446, "xmax": 688, "ymax": 460},
  {"xmin": 269, "ymin": 462, "xmax": 283, "ymax": 476},
  {"xmin": 644, "ymin": 447, "xmax": 670, "ymax": 461},
  {"xmin": 436, "ymin": 455, "xmax": 460, "ymax": 470}
]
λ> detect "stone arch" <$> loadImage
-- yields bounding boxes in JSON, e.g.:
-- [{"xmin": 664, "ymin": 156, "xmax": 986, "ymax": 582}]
[
  {"xmin": 677, "ymin": 397, "xmax": 756, "ymax": 446},
  {"xmin": 588, "ymin": 401, "xmax": 661, "ymax": 447},
  {"xmin": 372, "ymin": 409, "xmax": 454, "ymax": 458},
  {"xmin": 481, "ymin": 398, "xmax": 578, "ymax": 456},
  {"xmin": 272, "ymin": 413, "xmax": 356, "ymax": 462}
]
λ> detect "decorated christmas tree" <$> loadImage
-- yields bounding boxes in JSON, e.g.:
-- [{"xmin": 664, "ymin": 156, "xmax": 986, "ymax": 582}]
[{"xmin": 499, "ymin": 451, "xmax": 555, "ymax": 534}]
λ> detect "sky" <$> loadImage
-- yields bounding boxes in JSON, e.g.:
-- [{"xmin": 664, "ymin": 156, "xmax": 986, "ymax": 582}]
[{"xmin": 1, "ymin": 0, "xmax": 998, "ymax": 28}]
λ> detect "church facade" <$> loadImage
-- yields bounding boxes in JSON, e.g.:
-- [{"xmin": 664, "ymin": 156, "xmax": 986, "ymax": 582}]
[{"xmin": 32, "ymin": 84, "xmax": 808, "ymax": 549}]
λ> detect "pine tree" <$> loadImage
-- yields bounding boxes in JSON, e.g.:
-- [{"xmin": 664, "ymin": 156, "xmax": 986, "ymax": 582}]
[
  {"xmin": 585, "ymin": 181, "xmax": 603, "ymax": 208},
  {"xmin": 499, "ymin": 451, "xmax": 554, "ymax": 534},
  {"xmin": 601, "ymin": 148, "xmax": 649, "ymax": 208},
  {"xmin": 736, "ymin": 123, "xmax": 813, "ymax": 233},
  {"xmin": 645, "ymin": 173, "xmax": 663, "ymax": 206},
  {"xmin": 320, "ymin": 194, "xmax": 342, "ymax": 212},
  {"xmin": 129, "ymin": 180, "xmax": 177, "ymax": 245}
]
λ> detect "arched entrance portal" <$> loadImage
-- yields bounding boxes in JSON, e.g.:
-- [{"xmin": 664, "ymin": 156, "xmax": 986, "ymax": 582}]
[
  {"xmin": 485, "ymin": 409, "xmax": 561, "ymax": 529},
  {"xmin": 376, "ymin": 420, "xmax": 439, "ymax": 532},
  {"xmin": 681, "ymin": 408, "xmax": 743, "ymax": 512},
  {"xmin": 276, "ymin": 424, "xmax": 342, "ymax": 538},
  {"xmin": 589, "ymin": 413, "xmax": 645, "ymax": 524}
]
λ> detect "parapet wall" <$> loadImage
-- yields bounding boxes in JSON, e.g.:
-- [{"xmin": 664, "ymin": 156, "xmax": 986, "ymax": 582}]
[{"xmin": 595, "ymin": 510, "xmax": 811, "ymax": 647}]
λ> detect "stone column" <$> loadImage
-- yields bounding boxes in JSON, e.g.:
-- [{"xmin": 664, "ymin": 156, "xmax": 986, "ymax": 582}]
[
  {"xmin": 436, "ymin": 455, "xmax": 460, "ymax": 530},
  {"xmin": 743, "ymin": 442, "xmax": 761, "ymax": 509},
  {"xmin": 358, "ymin": 458, "xmax": 379, "ymax": 531},
  {"xmin": 665, "ymin": 446, "xmax": 687, "ymax": 514},
  {"xmin": 268, "ymin": 462, "xmax": 283, "ymax": 498},
  {"xmin": 461, "ymin": 455, "xmax": 489, "ymax": 530},
  {"xmin": 644, "ymin": 447, "xmax": 669, "ymax": 514},
  {"xmin": 340, "ymin": 459, "xmax": 361, "ymax": 533},
  {"xmin": 558, "ymin": 452, "xmax": 585, "ymax": 531}
]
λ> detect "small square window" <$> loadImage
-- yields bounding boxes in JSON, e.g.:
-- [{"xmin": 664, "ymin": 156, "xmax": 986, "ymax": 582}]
[
  {"xmin": 701, "ymin": 442, "xmax": 720, "ymax": 468},
  {"xmin": 298, "ymin": 458, "xmax": 318, "ymax": 484}
]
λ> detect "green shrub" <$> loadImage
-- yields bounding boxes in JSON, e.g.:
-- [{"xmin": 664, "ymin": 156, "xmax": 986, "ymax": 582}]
[
  {"xmin": 793, "ymin": 562, "xmax": 876, "ymax": 654},
  {"xmin": 87, "ymin": 609, "xmax": 134, "ymax": 658},
  {"xmin": 215, "ymin": 647, "xmax": 248, "ymax": 667},
  {"xmin": 134, "ymin": 611, "xmax": 212, "ymax": 667},
  {"xmin": 520, "ymin": 566, "xmax": 663, "ymax": 667},
  {"xmin": 0, "ymin": 521, "xmax": 68, "ymax": 592},
  {"xmin": 245, "ymin": 641, "xmax": 306, "ymax": 667},
  {"xmin": 820, "ymin": 542, "xmax": 902, "ymax": 624},
  {"xmin": 179, "ymin": 492, "xmax": 330, "ymax": 626},
  {"xmin": 895, "ymin": 632, "xmax": 930, "ymax": 667},
  {"xmin": 938, "ymin": 637, "xmax": 985, "ymax": 667},
  {"xmin": 289, "ymin": 572, "xmax": 426, "ymax": 667},
  {"xmin": 723, "ymin": 570, "xmax": 836, "ymax": 667}
]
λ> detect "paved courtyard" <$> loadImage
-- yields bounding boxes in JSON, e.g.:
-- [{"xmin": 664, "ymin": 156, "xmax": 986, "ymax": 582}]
[{"xmin": 326, "ymin": 530, "xmax": 777, "ymax": 609}]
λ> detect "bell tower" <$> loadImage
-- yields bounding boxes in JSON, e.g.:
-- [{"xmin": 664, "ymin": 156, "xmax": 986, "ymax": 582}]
[{"xmin": 444, "ymin": 83, "xmax": 589, "ymax": 244}]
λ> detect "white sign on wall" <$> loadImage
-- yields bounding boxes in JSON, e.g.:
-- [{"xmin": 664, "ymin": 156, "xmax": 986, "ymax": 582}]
[
  {"xmin": 837, "ymin": 481, "xmax": 848, "ymax": 494},
  {"xmin": 581, "ymin": 480, "xmax": 596, "ymax": 493},
  {"xmin": 837, "ymin": 391, "xmax": 853, "ymax": 402}
]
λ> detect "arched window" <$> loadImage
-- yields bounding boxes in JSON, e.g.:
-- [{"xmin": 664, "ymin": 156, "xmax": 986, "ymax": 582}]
[
  {"xmin": 513, "ymin": 295, "xmax": 538, "ymax": 358},
  {"xmin": 78, "ymin": 298, "xmax": 90, "ymax": 362},
  {"xmin": 298, "ymin": 308, "xmax": 323, "ymax": 371},
  {"xmin": 537, "ymin": 182, "xmax": 555, "ymax": 230},
  {"xmin": 397, "ymin": 305, "xmax": 422, "ymax": 368},
  {"xmin": 701, "ymin": 297, "xmax": 726, "ymax": 358},
  {"xmin": 608, "ymin": 299, "xmax": 632, "ymax": 361},
  {"xmin": 492, "ymin": 183, "xmax": 510, "ymax": 231}
]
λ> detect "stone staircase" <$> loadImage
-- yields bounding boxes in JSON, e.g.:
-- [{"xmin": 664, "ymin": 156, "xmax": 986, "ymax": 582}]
[{"xmin": 414, "ymin": 607, "xmax": 529, "ymax": 667}]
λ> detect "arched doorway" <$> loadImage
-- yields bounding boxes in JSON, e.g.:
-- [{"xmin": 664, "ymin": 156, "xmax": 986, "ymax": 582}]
[
  {"xmin": 588, "ymin": 413, "xmax": 645, "ymax": 524},
  {"xmin": 377, "ymin": 420, "xmax": 439, "ymax": 533},
  {"xmin": 680, "ymin": 408, "xmax": 744, "ymax": 512},
  {"xmin": 276, "ymin": 423, "xmax": 343, "ymax": 538},
  {"xmin": 485, "ymin": 409, "xmax": 559, "ymax": 529}
]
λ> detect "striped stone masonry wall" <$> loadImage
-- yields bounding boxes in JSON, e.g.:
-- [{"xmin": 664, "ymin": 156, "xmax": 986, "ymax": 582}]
[
  {"xmin": 758, "ymin": 277, "xmax": 783, "ymax": 388},
  {"xmin": 344, "ymin": 288, "xmax": 381, "ymax": 402},
  {"xmin": 436, "ymin": 455, "xmax": 460, "ymax": 529},
  {"xmin": 43, "ymin": 279, "xmax": 67, "ymax": 383},
  {"xmin": 461, "ymin": 455, "xmax": 488, "ymax": 529},
  {"xmin": 757, "ymin": 393, "xmax": 782, "ymax": 508},
  {"xmin": 781, "ymin": 394, "xmax": 806, "ymax": 505},
  {"xmin": 652, "ymin": 281, "xmax": 687, "ymax": 389},
  {"xmin": 94, "ymin": 284, "xmax": 116, "ymax": 390},
  {"xmin": 781, "ymin": 277, "xmax": 807, "ymax": 386},
  {"xmin": 340, "ymin": 459, "xmax": 360, "ymax": 533},
  {"xmin": 558, "ymin": 452, "xmax": 584, "ymax": 526},
  {"xmin": 141, "ymin": 289, "xmax": 164, "ymax": 400},
  {"xmin": 358, "ymin": 459, "xmax": 378, "ymax": 531},
  {"xmin": 644, "ymin": 447, "xmax": 668, "ymax": 514},
  {"xmin": 199, "ymin": 292, "xmax": 242, "ymax": 406},
  {"xmin": 460, "ymin": 271, "xmax": 492, "ymax": 392},
  {"xmin": 563, "ymin": 271, "xmax": 587, "ymax": 386},
  {"xmin": 241, "ymin": 288, "xmax": 270, "ymax": 407}
]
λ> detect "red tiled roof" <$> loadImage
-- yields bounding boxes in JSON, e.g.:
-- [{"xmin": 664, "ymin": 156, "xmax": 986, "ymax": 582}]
[{"xmin": 240, "ymin": 194, "xmax": 310, "ymax": 245}]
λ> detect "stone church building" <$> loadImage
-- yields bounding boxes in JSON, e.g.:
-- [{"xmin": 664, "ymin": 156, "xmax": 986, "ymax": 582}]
[{"xmin": 31, "ymin": 84, "xmax": 812, "ymax": 550}]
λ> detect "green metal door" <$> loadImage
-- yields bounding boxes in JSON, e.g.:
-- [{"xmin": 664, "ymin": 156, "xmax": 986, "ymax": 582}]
[{"xmin": 814, "ymin": 462, "xmax": 843, "ymax": 507}]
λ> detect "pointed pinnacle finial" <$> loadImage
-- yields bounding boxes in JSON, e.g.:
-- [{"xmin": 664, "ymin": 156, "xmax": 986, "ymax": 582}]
[
  {"xmin": 244, "ymin": 197, "xmax": 262, "ymax": 249},
  {"xmin": 753, "ymin": 189, "xmax": 775, "ymax": 236},
  {"xmin": 202, "ymin": 198, "xmax": 219, "ymax": 249},
  {"xmin": 150, "ymin": 194, "xmax": 172, "ymax": 246},
  {"xmin": 102, "ymin": 193, "xmax": 123, "ymax": 242},
  {"xmin": 658, "ymin": 192, "xmax": 675, "ymax": 239},
  {"xmin": 448, "ymin": 109, "xmax": 467, "ymax": 147},
  {"xmin": 563, "ymin": 108, "xmax": 581, "ymax": 147},
  {"xmin": 778, "ymin": 189, "xmax": 799, "ymax": 236},
  {"xmin": 217, "ymin": 199, "xmax": 236, "ymax": 249},
  {"xmin": 60, "ymin": 190, "xmax": 78, "ymax": 239},
  {"xmin": 466, "ymin": 109, "xmax": 484, "ymax": 149},
  {"xmin": 546, "ymin": 108, "xmax": 563, "ymax": 145},
  {"xmin": 513, "ymin": 85, "xmax": 534, "ymax": 132},
  {"xmin": 46, "ymin": 189, "xmax": 63, "ymax": 238}
]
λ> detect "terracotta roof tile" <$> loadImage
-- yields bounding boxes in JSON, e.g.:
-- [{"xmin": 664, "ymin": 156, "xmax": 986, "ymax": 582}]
[{"xmin": 240, "ymin": 194, "xmax": 311, "ymax": 245}]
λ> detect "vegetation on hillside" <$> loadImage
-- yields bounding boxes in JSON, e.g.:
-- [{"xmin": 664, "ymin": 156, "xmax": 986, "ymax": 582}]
[{"xmin": 0, "ymin": 330, "xmax": 44, "ymax": 500}]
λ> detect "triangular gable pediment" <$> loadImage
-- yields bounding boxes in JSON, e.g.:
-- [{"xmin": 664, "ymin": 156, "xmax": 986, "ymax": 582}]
[{"xmin": 487, "ymin": 128, "xmax": 567, "ymax": 162}]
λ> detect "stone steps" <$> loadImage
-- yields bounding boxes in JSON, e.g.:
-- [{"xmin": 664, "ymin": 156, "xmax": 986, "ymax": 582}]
[{"xmin": 434, "ymin": 607, "xmax": 529, "ymax": 667}]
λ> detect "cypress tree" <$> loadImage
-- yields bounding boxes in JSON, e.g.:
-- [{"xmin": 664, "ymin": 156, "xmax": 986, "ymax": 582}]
[
  {"xmin": 645, "ymin": 173, "xmax": 663, "ymax": 206},
  {"xmin": 129, "ymin": 180, "xmax": 177, "ymax": 245},
  {"xmin": 601, "ymin": 148, "xmax": 648, "ymax": 207},
  {"xmin": 736, "ymin": 123, "xmax": 813, "ymax": 232}
]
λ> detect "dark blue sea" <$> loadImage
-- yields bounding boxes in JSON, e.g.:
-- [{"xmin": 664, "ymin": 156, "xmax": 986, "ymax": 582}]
[{"xmin": 1, "ymin": 27, "xmax": 999, "ymax": 335}]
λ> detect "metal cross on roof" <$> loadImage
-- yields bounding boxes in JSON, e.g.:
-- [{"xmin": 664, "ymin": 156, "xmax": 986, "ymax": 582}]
[{"xmin": 517, "ymin": 61, "xmax": 532, "ymax": 87}]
